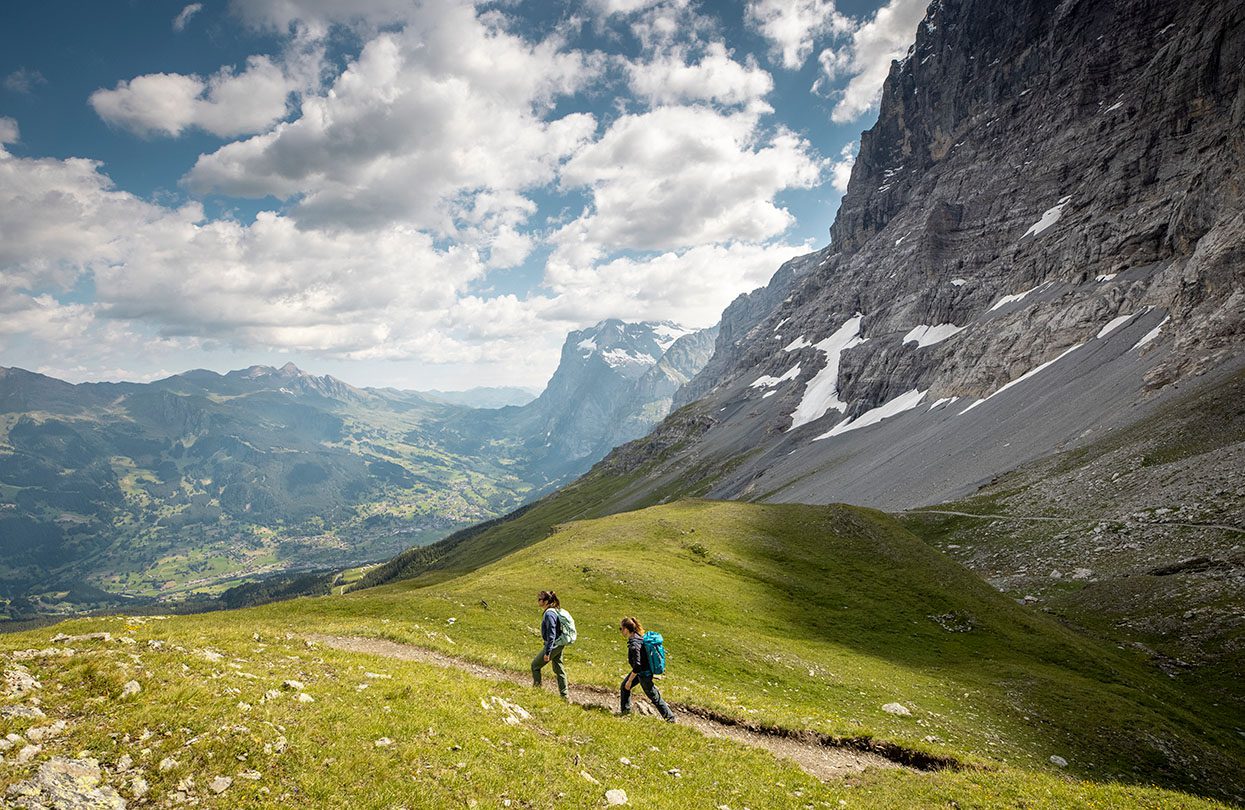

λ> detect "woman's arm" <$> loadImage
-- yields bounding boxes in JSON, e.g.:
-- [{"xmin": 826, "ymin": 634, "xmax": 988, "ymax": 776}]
[{"xmin": 541, "ymin": 609, "xmax": 558, "ymax": 655}]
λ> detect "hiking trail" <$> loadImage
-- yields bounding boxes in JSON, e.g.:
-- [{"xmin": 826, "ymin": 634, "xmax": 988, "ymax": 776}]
[{"xmin": 310, "ymin": 634, "xmax": 941, "ymax": 781}]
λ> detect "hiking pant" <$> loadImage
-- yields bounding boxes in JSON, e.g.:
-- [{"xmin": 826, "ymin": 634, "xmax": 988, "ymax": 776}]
[
  {"xmin": 620, "ymin": 673, "xmax": 675, "ymax": 721},
  {"xmin": 531, "ymin": 644, "xmax": 568, "ymax": 698}
]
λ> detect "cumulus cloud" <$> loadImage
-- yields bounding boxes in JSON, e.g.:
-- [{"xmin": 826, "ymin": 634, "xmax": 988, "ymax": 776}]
[
  {"xmin": 628, "ymin": 42, "xmax": 773, "ymax": 107},
  {"xmin": 172, "ymin": 3, "xmax": 203, "ymax": 31},
  {"xmin": 0, "ymin": 116, "xmax": 18, "ymax": 145},
  {"xmin": 3, "ymin": 68, "xmax": 46, "ymax": 95},
  {"xmin": 830, "ymin": 140, "xmax": 856, "ymax": 193},
  {"xmin": 817, "ymin": 0, "xmax": 927, "ymax": 122},
  {"xmin": 0, "ymin": 140, "xmax": 489, "ymax": 360},
  {"xmin": 90, "ymin": 56, "xmax": 295, "ymax": 138},
  {"xmin": 745, "ymin": 0, "xmax": 851, "ymax": 70},
  {"xmin": 542, "ymin": 240, "xmax": 815, "ymax": 328},
  {"xmin": 554, "ymin": 105, "xmax": 822, "ymax": 261},
  {"xmin": 186, "ymin": 3, "xmax": 599, "ymax": 239}
]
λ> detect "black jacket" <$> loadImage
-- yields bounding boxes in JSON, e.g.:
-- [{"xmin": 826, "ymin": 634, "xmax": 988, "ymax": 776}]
[{"xmin": 627, "ymin": 634, "xmax": 647, "ymax": 674}]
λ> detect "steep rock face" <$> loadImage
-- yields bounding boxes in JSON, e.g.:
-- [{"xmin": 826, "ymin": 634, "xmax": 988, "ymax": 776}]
[
  {"xmin": 484, "ymin": 320, "xmax": 716, "ymax": 480},
  {"xmin": 674, "ymin": 249, "xmax": 826, "ymax": 409},
  {"xmin": 614, "ymin": 325, "xmax": 719, "ymax": 443},
  {"xmin": 601, "ymin": 0, "xmax": 1244, "ymax": 510}
]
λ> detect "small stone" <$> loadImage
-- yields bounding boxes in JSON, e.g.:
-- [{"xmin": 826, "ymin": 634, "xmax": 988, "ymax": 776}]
[
  {"xmin": 131, "ymin": 775, "xmax": 150, "ymax": 797},
  {"xmin": 17, "ymin": 743, "xmax": 42, "ymax": 763},
  {"xmin": 281, "ymin": 680, "xmax": 305, "ymax": 691},
  {"xmin": 296, "ymin": 692, "xmax": 315, "ymax": 703},
  {"xmin": 1049, "ymin": 755, "xmax": 1068, "ymax": 767},
  {"xmin": 209, "ymin": 775, "xmax": 233, "ymax": 794},
  {"xmin": 580, "ymin": 770, "xmax": 600, "ymax": 785},
  {"xmin": 5, "ymin": 756, "xmax": 125, "ymax": 809},
  {"xmin": 238, "ymin": 770, "xmax": 262, "ymax": 780},
  {"xmin": 159, "ymin": 757, "xmax": 179, "ymax": 771},
  {"xmin": 121, "ymin": 680, "xmax": 142, "ymax": 697},
  {"xmin": 116, "ymin": 753, "xmax": 134, "ymax": 772},
  {"xmin": 605, "ymin": 788, "xmax": 629, "ymax": 805},
  {"xmin": 882, "ymin": 702, "xmax": 912, "ymax": 716},
  {"xmin": 619, "ymin": 756, "xmax": 632, "ymax": 766},
  {"xmin": 261, "ymin": 689, "xmax": 281, "ymax": 702},
  {"xmin": 27, "ymin": 720, "xmax": 69, "ymax": 743},
  {"xmin": 1, "ymin": 705, "xmax": 46, "ymax": 719},
  {"xmin": 375, "ymin": 738, "xmax": 394, "ymax": 747},
  {"xmin": 666, "ymin": 767, "xmax": 682, "ymax": 778}
]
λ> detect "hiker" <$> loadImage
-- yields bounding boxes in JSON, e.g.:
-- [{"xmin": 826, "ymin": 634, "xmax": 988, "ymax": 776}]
[
  {"xmin": 531, "ymin": 590, "xmax": 575, "ymax": 699},
  {"xmin": 618, "ymin": 616, "xmax": 676, "ymax": 722}
]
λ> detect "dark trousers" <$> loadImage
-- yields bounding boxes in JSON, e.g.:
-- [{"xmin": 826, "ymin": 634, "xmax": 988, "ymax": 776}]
[
  {"xmin": 620, "ymin": 673, "xmax": 675, "ymax": 720},
  {"xmin": 531, "ymin": 644, "xmax": 567, "ymax": 698}
]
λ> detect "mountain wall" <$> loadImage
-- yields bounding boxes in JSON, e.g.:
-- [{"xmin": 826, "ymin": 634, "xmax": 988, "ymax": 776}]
[{"xmin": 600, "ymin": 0, "xmax": 1244, "ymax": 511}]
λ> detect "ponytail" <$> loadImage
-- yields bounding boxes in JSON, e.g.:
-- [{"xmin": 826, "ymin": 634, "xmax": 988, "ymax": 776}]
[
  {"xmin": 538, "ymin": 590, "xmax": 560, "ymax": 608},
  {"xmin": 620, "ymin": 616, "xmax": 644, "ymax": 635}
]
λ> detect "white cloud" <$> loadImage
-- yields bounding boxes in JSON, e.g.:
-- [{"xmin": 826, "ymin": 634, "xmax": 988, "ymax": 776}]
[
  {"xmin": 3, "ymin": 68, "xmax": 46, "ymax": 95},
  {"xmin": 172, "ymin": 3, "xmax": 203, "ymax": 32},
  {"xmin": 542, "ymin": 240, "xmax": 815, "ymax": 328},
  {"xmin": 817, "ymin": 0, "xmax": 927, "ymax": 122},
  {"xmin": 90, "ymin": 56, "xmax": 295, "ymax": 138},
  {"xmin": 745, "ymin": 0, "xmax": 851, "ymax": 70},
  {"xmin": 228, "ymin": 0, "xmax": 418, "ymax": 34},
  {"xmin": 628, "ymin": 42, "xmax": 773, "ymax": 107},
  {"xmin": 0, "ymin": 116, "xmax": 18, "ymax": 145},
  {"xmin": 186, "ymin": 6, "xmax": 598, "ymax": 239},
  {"xmin": 830, "ymin": 140, "xmax": 856, "ymax": 193},
  {"xmin": 554, "ymin": 105, "xmax": 822, "ymax": 259},
  {"xmin": 0, "ymin": 141, "xmax": 485, "ymax": 360}
]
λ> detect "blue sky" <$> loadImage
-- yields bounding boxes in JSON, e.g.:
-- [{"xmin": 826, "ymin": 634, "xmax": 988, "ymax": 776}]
[{"xmin": 0, "ymin": 0, "xmax": 928, "ymax": 389}]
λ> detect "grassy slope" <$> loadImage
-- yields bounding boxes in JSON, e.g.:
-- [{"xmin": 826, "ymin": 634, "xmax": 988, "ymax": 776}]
[
  {"xmin": 898, "ymin": 368, "xmax": 1245, "ymax": 726},
  {"xmin": 4, "ymin": 501, "xmax": 1238, "ymax": 807}
]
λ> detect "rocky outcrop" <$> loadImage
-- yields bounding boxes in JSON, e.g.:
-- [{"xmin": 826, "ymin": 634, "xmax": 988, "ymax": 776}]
[
  {"xmin": 593, "ymin": 0, "xmax": 1245, "ymax": 510},
  {"xmin": 482, "ymin": 320, "xmax": 717, "ymax": 481}
]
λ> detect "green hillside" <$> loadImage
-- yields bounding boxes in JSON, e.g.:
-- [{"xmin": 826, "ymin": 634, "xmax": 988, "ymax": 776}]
[
  {"xmin": 3, "ymin": 501, "xmax": 1239, "ymax": 807},
  {"xmin": 0, "ymin": 366, "xmax": 538, "ymax": 614}
]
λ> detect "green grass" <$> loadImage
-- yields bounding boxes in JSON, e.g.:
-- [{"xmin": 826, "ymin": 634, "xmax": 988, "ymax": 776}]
[{"xmin": 4, "ymin": 500, "xmax": 1238, "ymax": 807}]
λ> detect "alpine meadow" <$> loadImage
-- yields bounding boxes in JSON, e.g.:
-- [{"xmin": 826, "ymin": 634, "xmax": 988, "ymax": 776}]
[{"xmin": 1, "ymin": 0, "xmax": 1242, "ymax": 808}]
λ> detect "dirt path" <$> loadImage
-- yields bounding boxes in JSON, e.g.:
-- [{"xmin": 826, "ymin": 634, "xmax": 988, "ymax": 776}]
[
  {"xmin": 310, "ymin": 634, "xmax": 916, "ymax": 781},
  {"xmin": 903, "ymin": 509, "xmax": 1245, "ymax": 534}
]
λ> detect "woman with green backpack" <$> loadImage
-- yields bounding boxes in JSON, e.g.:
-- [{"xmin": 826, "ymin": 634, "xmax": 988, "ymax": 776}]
[
  {"xmin": 618, "ymin": 616, "xmax": 676, "ymax": 722},
  {"xmin": 531, "ymin": 590, "xmax": 575, "ymax": 700}
]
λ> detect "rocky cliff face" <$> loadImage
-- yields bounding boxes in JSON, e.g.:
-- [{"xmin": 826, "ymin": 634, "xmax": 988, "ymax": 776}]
[
  {"xmin": 487, "ymin": 320, "xmax": 716, "ymax": 480},
  {"xmin": 601, "ymin": 0, "xmax": 1244, "ymax": 510}
]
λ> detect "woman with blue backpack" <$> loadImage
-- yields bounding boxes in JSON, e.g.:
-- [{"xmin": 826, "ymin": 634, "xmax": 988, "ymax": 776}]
[
  {"xmin": 532, "ymin": 590, "xmax": 575, "ymax": 700},
  {"xmin": 618, "ymin": 616, "xmax": 676, "ymax": 722}
]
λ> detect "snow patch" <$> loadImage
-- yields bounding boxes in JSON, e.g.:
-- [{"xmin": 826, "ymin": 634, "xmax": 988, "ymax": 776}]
[
  {"xmin": 815, "ymin": 389, "xmax": 927, "ymax": 440},
  {"xmin": 750, "ymin": 364, "xmax": 801, "ymax": 389},
  {"xmin": 903, "ymin": 323, "xmax": 966, "ymax": 348},
  {"xmin": 1022, "ymin": 196, "xmax": 1072, "ymax": 238},
  {"xmin": 1095, "ymin": 273, "xmax": 1117, "ymax": 282},
  {"xmin": 577, "ymin": 338, "xmax": 598, "ymax": 353},
  {"xmin": 600, "ymin": 348, "xmax": 656, "ymax": 369},
  {"xmin": 762, "ymin": 390, "xmax": 776, "ymax": 399},
  {"xmin": 1096, "ymin": 312, "xmax": 1138, "ymax": 340},
  {"xmin": 988, "ymin": 281, "xmax": 1050, "ymax": 312},
  {"xmin": 788, "ymin": 314, "xmax": 867, "ymax": 431},
  {"xmin": 1103, "ymin": 101, "xmax": 1123, "ymax": 113},
  {"xmin": 773, "ymin": 318, "xmax": 789, "ymax": 332},
  {"xmin": 959, "ymin": 344, "xmax": 1083, "ymax": 415},
  {"xmin": 1130, "ymin": 316, "xmax": 1169, "ymax": 351},
  {"xmin": 783, "ymin": 336, "xmax": 811, "ymax": 352},
  {"xmin": 950, "ymin": 278, "xmax": 967, "ymax": 286},
  {"xmin": 650, "ymin": 323, "xmax": 692, "ymax": 352}
]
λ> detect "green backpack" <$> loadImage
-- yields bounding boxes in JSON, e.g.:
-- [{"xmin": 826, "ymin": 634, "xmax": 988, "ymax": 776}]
[{"xmin": 554, "ymin": 608, "xmax": 577, "ymax": 646}]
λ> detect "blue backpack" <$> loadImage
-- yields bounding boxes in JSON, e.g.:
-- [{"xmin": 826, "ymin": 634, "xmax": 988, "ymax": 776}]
[{"xmin": 641, "ymin": 631, "xmax": 666, "ymax": 676}]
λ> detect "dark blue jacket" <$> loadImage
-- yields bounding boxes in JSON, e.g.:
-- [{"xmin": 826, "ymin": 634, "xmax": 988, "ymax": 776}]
[{"xmin": 541, "ymin": 608, "xmax": 561, "ymax": 656}]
